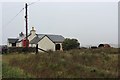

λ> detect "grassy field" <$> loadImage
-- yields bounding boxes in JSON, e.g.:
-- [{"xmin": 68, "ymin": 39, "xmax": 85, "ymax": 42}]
[{"xmin": 2, "ymin": 48, "xmax": 119, "ymax": 78}]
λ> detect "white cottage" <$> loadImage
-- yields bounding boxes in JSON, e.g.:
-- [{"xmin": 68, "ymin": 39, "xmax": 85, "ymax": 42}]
[
  {"xmin": 7, "ymin": 27, "xmax": 65, "ymax": 52},
  {"xmin": 7, "ymin": 38, "xmax": 18, "ymax": 47},
  {"xmin": 29, "ymin": 27, "xmax": 64, "ymax": 51},
  {"xmin": 30, "ymin": 34, "xmax": 64, "ymax": 52}
]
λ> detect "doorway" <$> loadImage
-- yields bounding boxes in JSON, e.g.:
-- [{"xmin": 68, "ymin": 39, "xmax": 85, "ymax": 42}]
[
  {"xmin": 12, "ymin": 43, "xmax": 16, "ymax": 47},
  {"xmin": 55, "ymin": 44, "xmax": 61, "ymax": 50}
]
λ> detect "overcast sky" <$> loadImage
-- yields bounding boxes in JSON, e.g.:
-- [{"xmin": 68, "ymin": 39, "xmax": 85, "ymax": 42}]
[{"xmin": 0, "ymin": 0, "xmax": 119, "ymax": 47}]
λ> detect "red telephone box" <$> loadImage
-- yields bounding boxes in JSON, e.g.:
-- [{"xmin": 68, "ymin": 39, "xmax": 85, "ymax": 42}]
[{"xmin": 22, "ymin": 39, "xmax": 29, "ymax": 47}]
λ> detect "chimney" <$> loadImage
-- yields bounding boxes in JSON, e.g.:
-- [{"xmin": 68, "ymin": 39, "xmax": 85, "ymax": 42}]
[
  {"xmin": 30, "ymin": 27, "xmax": 36, "ymax": 35},
  {"xmin": 19, "ymin": 32, "xmax": 24, "ymax": 37}
]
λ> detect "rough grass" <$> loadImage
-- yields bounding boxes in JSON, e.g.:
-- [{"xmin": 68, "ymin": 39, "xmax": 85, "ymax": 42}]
[
  {"xmin": 2, "ymin": 48, "xmax": 119, "ymax": 78},
  {"xmin": 0, "ymin": 61, "xmax": 2, "ymax": 79},
  {"xmin": 2, "ymin": 63, "xmax": 32, "ymax": 78}
]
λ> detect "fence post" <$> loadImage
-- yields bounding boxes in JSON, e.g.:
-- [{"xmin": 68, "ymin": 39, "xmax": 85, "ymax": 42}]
[{"xmin": 36, "ymin": 44, "xmax": 38, "ymax": 54}]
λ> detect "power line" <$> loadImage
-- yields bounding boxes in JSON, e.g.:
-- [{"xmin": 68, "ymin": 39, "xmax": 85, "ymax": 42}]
[
  {"xmin": 4, "ymin": 0, "xmax": 40, "ymax": 27},
  {"xmin": 28, "ymin": 0, "xmax": 41, "ymax": 6},
  {"xmin": 4, "ymin": 8, "xmax": 24, "ymax": 27}
]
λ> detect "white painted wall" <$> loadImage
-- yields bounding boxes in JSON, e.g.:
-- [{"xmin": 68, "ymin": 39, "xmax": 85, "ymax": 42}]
[
  {"xmin": 28, "ymin": 27, "xmax": 36, "ymax": 42},
  {"xmin": 28, "ymin": 34, "xmax": 36, "ymax": 42},
  {"xmin": 29, "ymin": 44, "xmax": 32, "ymax": 47},
  {"xmin": 60, "ymin": 43, "xmax": 63, "ymax": 51},
  {"xmin": 16, "ymin": 43, "xmax": 19, "ymax": 47},
  {"xmin": 16, "ymin": 34, "xmax": 36, "ymax": 47},
  {"xmin": 38, "ymin": 36, "xmax": 55, "ymax": 52},
  {"xmin": 29, "ymin": 44, "xmax": 36, "ymax": 47},
  {"xmin": 16, "ymin": 42, "xmax": 22, "ymax": 47},
  {"xmin": 7, "ymin": 42, "xmax": 12, "ymax": 47},
  {"xmin": 17, "ymin": 41, "xmax": 36, "ymax": 47}
]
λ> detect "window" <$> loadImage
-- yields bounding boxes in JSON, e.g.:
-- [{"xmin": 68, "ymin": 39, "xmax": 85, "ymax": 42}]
[{"xmin": 12, "ymin": 43, "xmax": 16, "ymax": 47}]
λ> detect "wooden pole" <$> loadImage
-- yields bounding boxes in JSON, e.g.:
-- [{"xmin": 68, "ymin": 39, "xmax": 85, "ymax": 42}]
[
  {"xmin": 25, "ymin": 3, "xmax": 28, "ymax": 48},
  {"xmin": 36, "ymin": 44, "xmax": 38, "ymax": 54}
]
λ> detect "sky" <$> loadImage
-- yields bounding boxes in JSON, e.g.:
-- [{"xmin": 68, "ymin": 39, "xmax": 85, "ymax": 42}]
[
  {"xmin": 0, "ymin": 0, "xmax": 119, "ymax": 2},
  {"xmin": 0, "ymin": 0, "xmax": 119, "ymax": 47},
  {"xmin": 0, "ymin": 3, "xmax": 2, "ymax": 45}
]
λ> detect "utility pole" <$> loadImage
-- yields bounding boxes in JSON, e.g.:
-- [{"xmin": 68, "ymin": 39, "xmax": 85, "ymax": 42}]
[{"xmin": 25, "ymin": 3, "xmax": 28, "ymax": 48}]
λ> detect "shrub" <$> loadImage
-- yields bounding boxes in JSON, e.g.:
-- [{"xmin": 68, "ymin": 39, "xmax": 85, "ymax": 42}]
[{"xmin": 62, "ymin": 38, "xmax": 80, "ymax": 50}]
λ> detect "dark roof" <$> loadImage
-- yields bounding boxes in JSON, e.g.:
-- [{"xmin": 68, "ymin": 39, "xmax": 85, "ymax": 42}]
[
  {"xmin": 30, "ymin": 34, "xmax": 65, "ymax": 44},
  {"xmin": 8, "ymin": 38, "xmax": 19, "ymax": 43},
  {"xmin": 30, "ymin": 37, "xmax": 40, "ymax": 44},
  {"xmin": 46, "ymin": 34, "xmax": 64, "ymax": 42},
  {"xmin": 29, "ymin": 34, "xmax": 44, "ymax": 44},
  {"xmin": 37, "ymin": 34, "xmax": 46, "ymax": 38}
]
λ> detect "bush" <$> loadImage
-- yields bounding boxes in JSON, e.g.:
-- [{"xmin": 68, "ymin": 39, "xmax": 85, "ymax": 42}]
[{"xmin": 62, "ymin": 38, "xmax": 80, "ymax": 50}]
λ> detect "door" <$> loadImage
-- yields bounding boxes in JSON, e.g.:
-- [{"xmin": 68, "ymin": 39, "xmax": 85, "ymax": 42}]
[{"xmin": 55, "ymin": 44, "xmax": 61, "ymax": 50}]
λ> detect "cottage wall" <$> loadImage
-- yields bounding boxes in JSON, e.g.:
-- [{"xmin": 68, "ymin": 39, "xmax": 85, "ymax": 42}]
[
  {"xmin": 28, "ymin": 27, "xmax": 36, "ymax": 42},
  {"xmin": 28, "ymin": 35, "xmax": 36, "ymax": 47},
  {"xmin": 28, "ymin": 34, "xmax": 36, "ymax": 42},
  {"xmin": 7, "ymin": 42, "xmax": 12, "ymax": 47},
  {"xmin": 16, "ymin": 43, "xmax": 19, "ymax": 47},
  {"xmin": 16, "ymin": 42, "xmax": 22, "ymax": 47},
  {"xmin": 38, "ymin": 36, "xmax": 55, "ymax": 52},
  {"xmin": 29, "ymin": 44, "xmax": 36, "ymax": 47}
]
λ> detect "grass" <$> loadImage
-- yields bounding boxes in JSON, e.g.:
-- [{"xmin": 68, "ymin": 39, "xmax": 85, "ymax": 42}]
[
  {"xmin": 2, "ymin": 63, "xmax": 32, "ymax": 78},
  {"xmin": 0, "ymin": 61, "xmax": 2, "ymax": 79},
  {"xmin": 2, "ymin": 48, "xmax": 119, "ymax": 78}
]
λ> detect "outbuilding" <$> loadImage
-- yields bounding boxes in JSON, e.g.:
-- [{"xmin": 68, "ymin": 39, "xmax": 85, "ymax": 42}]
[{"xmin": 98, "ymin": 44, "xmax": 111, "ymax": 48}]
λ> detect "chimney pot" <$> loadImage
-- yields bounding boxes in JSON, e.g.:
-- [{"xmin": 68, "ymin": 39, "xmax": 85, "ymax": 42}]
[
  {"xmin": 30, "ymin": 27, "xmax": 36, "ymax": 35},
  {"xmin": 32, "ymin": 27, "xmax": 34, "ymax": 30}
]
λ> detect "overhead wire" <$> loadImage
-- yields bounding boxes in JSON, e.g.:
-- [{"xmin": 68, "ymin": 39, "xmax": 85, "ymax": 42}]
[
  {"xmin": 4, "ymin": 0, "xmax": 40, "ymax": 27},
  {"xmin": 4, "ymin": 8, "xmax": 24, "ymax": 27},
  {"xmin": 28, "ymin": 0, "xmax": 41, "ymax": 6}
]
